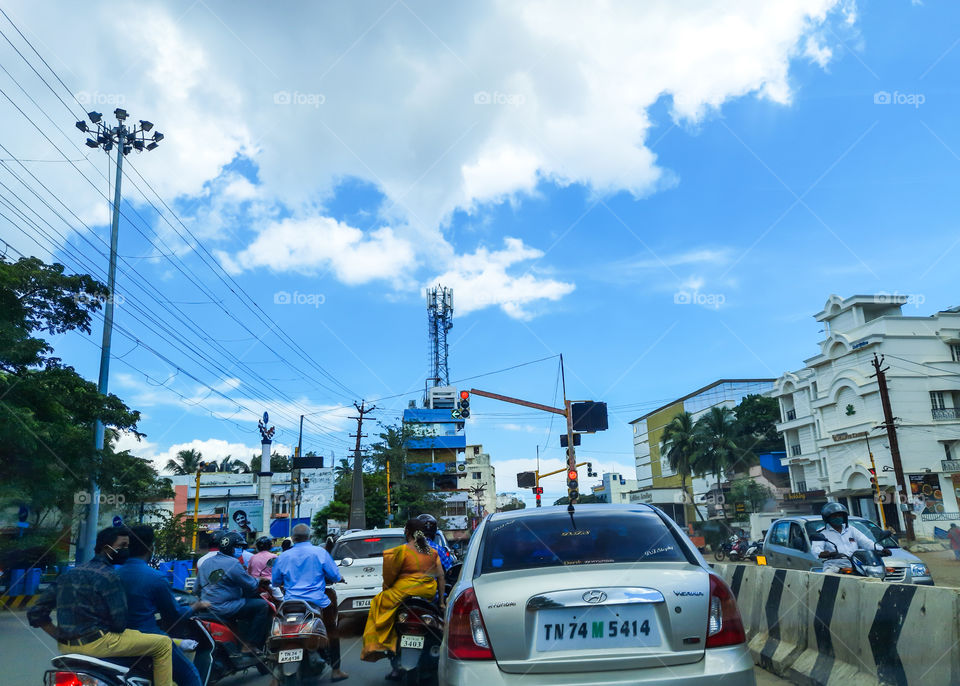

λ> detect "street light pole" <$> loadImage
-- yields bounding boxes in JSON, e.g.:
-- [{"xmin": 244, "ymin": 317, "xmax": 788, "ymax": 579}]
[{"xmin": 75, "ymin": 108, "xmax": 162, "ymax": 562}]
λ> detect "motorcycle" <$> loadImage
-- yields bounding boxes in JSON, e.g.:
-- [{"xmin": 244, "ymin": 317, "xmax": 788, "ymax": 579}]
[
  {"xmin": 43, "ymin": 588, "xmax": 277, "ymax": 685},
  {"xmin": 394, "ymin": 563, "xmax": 462, "ymax": 686},
  {"xmin": 744, "ymin": 539, "xmax": 763, "ymax": 562},
  {"xmin": 265, "ymin": 599, "xmax": 329, "ymax": 685},
  {"xmin": 809, "ymin": 532, "xmax": 888, "ymax": 579},
  {"xmin": 714, "ymin": 537, "xmax": 747, "ymax": 562}
]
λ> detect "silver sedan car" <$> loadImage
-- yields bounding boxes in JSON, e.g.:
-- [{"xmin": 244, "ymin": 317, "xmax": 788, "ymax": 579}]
[{"xmin": 439, "ymin": 504, "xmax": 755, "ymax": 686}]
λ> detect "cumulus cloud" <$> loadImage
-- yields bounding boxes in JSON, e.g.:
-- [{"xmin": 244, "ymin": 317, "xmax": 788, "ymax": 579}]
[
  {"xmin": 1, "ymin": 0, "xmax": 855, "ymax": 313},
  {"xmin": 429, "ymin": 237, "xmax": 575, "ymax": 319}
]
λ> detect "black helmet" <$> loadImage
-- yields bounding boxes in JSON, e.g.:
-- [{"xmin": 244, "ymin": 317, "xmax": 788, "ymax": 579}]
[
  {"xmin": 821, "ymin": 502, "xmax": 849, "ymax": 526},
  {"xmin": 416, "ymin": 513, "xmax": 438, "ymax": 541},
  {"xmin": 255, "ymin": 536, "xmax": 272, "ymax": 552},
  {"xmin": 218, "ymin": 531, "xmax": 245, "ymax": 556}
]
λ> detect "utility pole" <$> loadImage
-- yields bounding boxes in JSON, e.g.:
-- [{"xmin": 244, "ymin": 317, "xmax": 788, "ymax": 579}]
[
  {"xmin": 295, "ymin": 414, "xmax": 304, "ymax": 523},
  {"xmin": 386, "ymin": 460, "xmax": 392, "ymax": 524},
  {"xmin": 191, "ymin": 464, "xmax": 202, "ymax": 567},
  {"xmin": 865, "ymin": 434, "xmax": 887, "ymax": 530},
  {"xmin": 349, "ymin": 401, "xmax": 376, "ymax": 529},
  {"xmin": 871, "ymin": 353, "xmax": 914, "ymax": 541},
  {"xmin": 75, "ymin": 108, "xmax": 162, "ymax": 562}
]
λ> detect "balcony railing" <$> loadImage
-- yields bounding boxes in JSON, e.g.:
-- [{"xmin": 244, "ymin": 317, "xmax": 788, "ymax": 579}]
[
  {"xmin": 791, "ymin": 444, "xmax": 802, "ymax": 456},
  {"xmin": 932, "ymin": 408, "xmax": 960, "ymax": 421},
  {"xmin": 786, "ymin": 409, "xmax": 797, "ymax": 421}
]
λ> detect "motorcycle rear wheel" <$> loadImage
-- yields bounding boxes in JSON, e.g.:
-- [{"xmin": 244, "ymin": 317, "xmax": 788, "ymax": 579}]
[{"xmin": 714, "ymin": 549, "xmax": 726, "ymax": 561}]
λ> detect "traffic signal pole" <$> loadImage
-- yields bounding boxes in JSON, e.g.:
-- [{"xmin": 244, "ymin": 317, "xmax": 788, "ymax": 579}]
[{"xmin": 865, "ymin": 434, "xmax": 887, "ymax": 530}]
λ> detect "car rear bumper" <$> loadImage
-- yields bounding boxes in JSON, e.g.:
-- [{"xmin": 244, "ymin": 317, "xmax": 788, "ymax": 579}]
[{"xmin": 440, "ymin": 645, "xmax": 755, "ymax": 686}]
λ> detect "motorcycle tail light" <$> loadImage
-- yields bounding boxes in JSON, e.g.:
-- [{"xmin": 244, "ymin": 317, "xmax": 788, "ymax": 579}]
[
  {"xmin": 397, "ymin": 611, "xmax": 409, "ymax": 623},
  {"xmin": 271, "ymin": 619, "xmax": 282, "ymax": 636},
  {"xmin": 46, "ymin": 672, "xmax": 110, "ymax": 686}
]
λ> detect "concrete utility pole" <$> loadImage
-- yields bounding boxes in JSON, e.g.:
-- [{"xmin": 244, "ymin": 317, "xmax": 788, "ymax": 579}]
[
  {"xmin": 349, "ymin": 401, "xmax": 376, "ymax": 529},
  {"xmin": 871, "ymin": 353, "xmax": 914, "ymax": 541},
  {"xmin": 75, "ymin": 108, "xmax": 162, "ymax": 562}
]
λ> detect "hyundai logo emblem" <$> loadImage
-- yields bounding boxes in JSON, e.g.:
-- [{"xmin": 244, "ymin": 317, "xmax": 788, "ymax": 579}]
[{"xmin": 582, "ymin": 590, "xmax": 607, "ymax": 604}]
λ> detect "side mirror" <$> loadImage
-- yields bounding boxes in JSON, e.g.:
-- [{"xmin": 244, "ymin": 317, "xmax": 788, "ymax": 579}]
[
  {"xmin": 445, "ymin": 562, "xmax": 463, "ymax": 587},
  {"xmin": 808, "ymin": 532, "xmax": 826, "ymax": 543},
  {"xmin": 338, "ymin": 557, "xmax": 354, "ymax": 568}
]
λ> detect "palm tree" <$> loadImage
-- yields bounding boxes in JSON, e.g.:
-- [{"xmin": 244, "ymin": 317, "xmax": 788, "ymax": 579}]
[
  {"xmin": 217, "ymin": 455, "xmax": 249, "ymax": 473},
  {"xmin": 164, "ymin": 448, "xmax": 203, "ymax": 475},
  {"xmin": 660, "ymin": 411, "xmax": 701, "ymax": 520},
  {"xmin": 693, "ymin": 406, "xmax": 747, "ymax": 524}
]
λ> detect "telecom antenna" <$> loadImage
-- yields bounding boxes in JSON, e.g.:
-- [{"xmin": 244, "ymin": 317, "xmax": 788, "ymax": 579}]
[{"xmin": 425, "ymin": 286, "xmax": 454, "ymax": 402}]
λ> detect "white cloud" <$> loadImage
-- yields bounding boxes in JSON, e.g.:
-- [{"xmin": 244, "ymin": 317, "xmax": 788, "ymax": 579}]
[
  {"xmin": 2, "ymin": 0, "xmax": 854, "ymax": 312},
  {"xmin": 429, "ymin": 237, "xmax": 575, "ymax": 319},
  {"xmin": 499, "ymin": 423, "xmax": 541, "ymax": 433},
  {"xmin": 222, "ymin": 216, "xmax": 417, "ymax": 286}
]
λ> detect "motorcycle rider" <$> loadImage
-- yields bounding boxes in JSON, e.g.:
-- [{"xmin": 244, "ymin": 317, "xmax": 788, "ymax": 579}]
[
  {"xmin": 811, "ymin": 502, "xmax": 890, "ymax": 573},
  {"xmin": 248, "ymin": 535, "xmax": 283, "ymax": 602},
  {"xmin": 27, "ymin": 526, "xmax": 175, "ymax": 686},
  {"xmin": 416, "ymin": 514, "xmax": 454, "ymax": 572},
  {"xmin": 116, "ymin": 525, "xmax": 207, "ymax": 686},
  {"xmin": 271, "ymin": 523, "xmax": 349, "ymax": 682},
  {"xmin": 196, "ymin": 531, "xmax": 270, "ymax": 655}
]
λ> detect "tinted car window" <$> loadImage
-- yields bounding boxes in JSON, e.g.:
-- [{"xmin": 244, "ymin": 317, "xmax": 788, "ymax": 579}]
[
  {"xmin": 769, "ymin": 521, "xmax": 789, "ymax": 546},
  {"xmin": 788, "ymin": 523, "xmax": 807, "ymax": 551},
  {"xmin": 480, "ymin": 510, "xmax": 689, "ymax": 574},
  {"xmin": 332, "ymin": 535, "xmax": 405, "ymax": 560}
]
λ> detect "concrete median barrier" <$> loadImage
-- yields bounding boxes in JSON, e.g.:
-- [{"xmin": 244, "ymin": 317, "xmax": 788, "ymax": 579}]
[{"xmin": 716, "ymin": 562, "xmax": 960, "ymax": 686}]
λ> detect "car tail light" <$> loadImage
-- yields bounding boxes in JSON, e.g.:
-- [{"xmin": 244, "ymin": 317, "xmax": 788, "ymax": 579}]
[
  {"xmin": 447, "ymin": 588, "xmax": 494, "ymax": 660},
  {"xmin": 706, "ymin": 574, "xmax": 745, "ymax": 648}
]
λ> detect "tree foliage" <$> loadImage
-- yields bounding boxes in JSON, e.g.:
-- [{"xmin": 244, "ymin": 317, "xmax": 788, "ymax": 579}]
[
  {"xmin": 0, "ymin": 257, "xmax": 167, "ymax": 530},
  {"xmin": 733, "ymin": 394, "xmax": 783, "ymax": 455},
  {"xmin": 729, "ymin": 478, "xmax": 774, "ymax": 515}
]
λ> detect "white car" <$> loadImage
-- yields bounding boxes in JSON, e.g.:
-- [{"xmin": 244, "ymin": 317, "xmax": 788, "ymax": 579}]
[{"xmin": 331, "ymin": 527, "xmax": 450, "ymax": 617}]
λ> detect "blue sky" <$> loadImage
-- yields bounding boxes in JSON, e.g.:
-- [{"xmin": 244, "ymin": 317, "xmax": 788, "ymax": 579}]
[{"xmin": 3, "ymin": 1, "xmax": 960, "ymax": 506}]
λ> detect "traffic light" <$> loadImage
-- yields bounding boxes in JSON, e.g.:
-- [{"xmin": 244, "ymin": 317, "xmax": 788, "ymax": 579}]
[
  {"xmin": 868, "ymin": 467, "xmax": 877, "ymax": 488},
  {"xmin": 533, "ymin": 486, "xmax": 543, "ymax": 508},
  {"xmin": 454, "ymin": 390, "xmax": 470, "ymax": 419},
  {"xmin": 587, "ymin": 462, "xmax": 596, "ymax": 478},
  {"xmin": 567, "ymin": 469, "xmax": 579, "ymax": 502}
]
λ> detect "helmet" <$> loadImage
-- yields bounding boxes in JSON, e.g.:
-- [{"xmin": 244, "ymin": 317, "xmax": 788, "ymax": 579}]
[
  {"xmin": 255, "ymin": 536, "xmax": 272, "ymax": 552},
  {"xmin": 416, "ymin": 513, "xmax": 438, "ymax": 541},
  {"xmin": 218, "ymin": 531, "xmax": 246, "ymax": 556},
  {"xmin": 821, "ymin": 502, "xmax": 849, "ymax": 526}
]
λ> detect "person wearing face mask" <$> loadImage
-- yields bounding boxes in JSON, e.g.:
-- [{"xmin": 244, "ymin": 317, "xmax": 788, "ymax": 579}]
[
  {"xmin": 28, "ymin": 526, "xmax": 176, "ymax": 686},
  {"xmin": 811, "ymin": 502, "xmax": 889, "ymax": 573}
]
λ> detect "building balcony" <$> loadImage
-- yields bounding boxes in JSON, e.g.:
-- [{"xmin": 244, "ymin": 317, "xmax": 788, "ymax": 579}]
[
  {"xmin": 786, "ymin": 409, "xmax": 797, "ymax": 421},
  {"xmin": 932, "ymin": 408, "xmax": 960, "ymax": 421}
]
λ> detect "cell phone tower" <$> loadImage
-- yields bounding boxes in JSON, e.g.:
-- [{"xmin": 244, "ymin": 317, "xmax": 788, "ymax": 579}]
[{"xmin": 425, "ymin": 286, "xmax": 454, "ymax": 400}]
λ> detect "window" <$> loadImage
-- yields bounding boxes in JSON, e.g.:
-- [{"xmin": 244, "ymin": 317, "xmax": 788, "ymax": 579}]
[
  {"xmin": 951, "ymin": 344, "xmax": 960, "ymax": 362},
  {"xmin": 443, "ymin": 501, "xmax": 467, "ymax": 517},
  {"xmin": 769, "ymin": 521, "xmax": 789, "ymax": 546},
  {"xmin": 331, "ymin": 535, "xmax": 406, "ymax": 560},
  {"xmin": 788, "ymin": 523, "xmax": 807, "ymax": 552},
  {"xmin": 931, "ymin": 391, "xmax": 946, "ymax": 410},
  {"xmin": 946, "ymin": 443, "xmax": 954, "ymax": 461},
  {"xmin": 791, "ymin": 444, "xmax": 802, "ymax": 456},
  {"xmin": 479, "ymin": 510, "xmax": 690, "ymax": 574},
  {"xmin": 796, "ymin": 480, "xmax": 807, "ymax": 493},
  {"xmin": 471, "ymin": 471, "xmax": 482, "ymax": 480}
]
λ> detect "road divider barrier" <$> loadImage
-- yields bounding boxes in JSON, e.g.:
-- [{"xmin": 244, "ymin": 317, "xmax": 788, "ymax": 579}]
[{"xmin": 715, "ymin": 563, "xmax": 960, "ymax": 685}]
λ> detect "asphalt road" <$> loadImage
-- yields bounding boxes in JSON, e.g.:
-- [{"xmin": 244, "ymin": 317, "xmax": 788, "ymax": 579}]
[{"xmin": 1, "ymin": 611, "xmax": 791, "ymax": 685}]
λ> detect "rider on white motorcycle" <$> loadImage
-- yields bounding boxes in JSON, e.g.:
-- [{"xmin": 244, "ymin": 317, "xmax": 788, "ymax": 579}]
[{"xmin": 811, "ymin": 502, "xmax": 890, "ymax": 573}]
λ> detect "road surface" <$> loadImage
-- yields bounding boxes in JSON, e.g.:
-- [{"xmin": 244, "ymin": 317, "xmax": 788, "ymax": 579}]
[{"xmin": 0, "ymin": 611, "xmax": 792, "ymax": 685}]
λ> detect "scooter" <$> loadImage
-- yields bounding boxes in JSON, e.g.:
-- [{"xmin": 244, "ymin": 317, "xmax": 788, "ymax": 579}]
[
  {"xmin": 393, "ymin": 563, "xmax": 462, "ymax": 686},
  {"xmin": 265, "ymin": 599, "xmax": 329, "ymax": 685},
  {"xmin": 744, "ymin": 539, "xmax": 763, "ymax": 562},
  {"xmin": 43, "ymin": 588, "xmax": 277, "ymax": 685},
  {"xmin": 808, "ymin": 532, "xmax": 888, "ymax": 579},
  {"xmin": 714, "ymin": 538, "xmax": 747, "ymax": 562}
]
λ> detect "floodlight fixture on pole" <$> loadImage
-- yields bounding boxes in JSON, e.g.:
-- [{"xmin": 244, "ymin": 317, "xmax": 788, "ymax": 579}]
[{"xmin": 75, "ymin": 107, "xmax": 162, "ymax": 563}]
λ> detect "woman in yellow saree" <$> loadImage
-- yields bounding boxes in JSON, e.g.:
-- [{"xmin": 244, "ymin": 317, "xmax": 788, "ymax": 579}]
[{"xmin": 361, "ymin": 518, "xmax": 445, "ymax": 664}]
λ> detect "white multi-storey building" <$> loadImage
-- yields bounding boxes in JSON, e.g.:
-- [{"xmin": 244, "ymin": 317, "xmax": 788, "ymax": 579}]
[
  {"xmin": 463, "ymin": 444, "xmax": 497, "ymax": 516},
  {"xmin": 591, "ymin": 472, "xmax": 639, "ymax": 504},
  {"xmin": 770, "ymin": 294, "xmax": 960, "ymax": 538}
]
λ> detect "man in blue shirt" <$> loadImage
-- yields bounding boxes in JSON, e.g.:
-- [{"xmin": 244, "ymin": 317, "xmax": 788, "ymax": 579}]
[
  {"xmin": 197, "ymin": 531, "xmax": 270, "ymax": 653},
  {"xmin": 117, "ymin": 525, "xmax": 206, "ymax": 686},
  {"xmin": 272, "ymin": 524, "xmax": 348, "ymax": 682}
]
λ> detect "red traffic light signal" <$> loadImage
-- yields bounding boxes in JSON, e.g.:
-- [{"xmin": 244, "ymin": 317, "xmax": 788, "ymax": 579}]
[
  {"xmin": 567, "ymin": 469, "xmax": 578, "ymax": 481},
  {"xmin": 460, "ymin": 390, "xmax": 470, "ymax": 400},
  {"xmin": 868, "ymin": 467, "xmax": 876, "ymax": 476}
]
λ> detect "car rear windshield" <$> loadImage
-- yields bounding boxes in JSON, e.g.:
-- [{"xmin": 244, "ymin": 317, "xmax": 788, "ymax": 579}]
[
  {"xmin": 480, "ymin": 510, "xmax": 690, "ymax": 574},
  {"xmin": 332, "ymin": 535, "xmax": 405, "ymax": 560}
]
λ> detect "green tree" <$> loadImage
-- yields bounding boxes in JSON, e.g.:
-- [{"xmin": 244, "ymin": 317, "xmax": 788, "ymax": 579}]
[
  {"xmin": 312, "ymin": 501, "xmax": 350, "ymax": 540},
  {"xmin": 552, "ymin": 493, "xmax": 600, "ymax": 506},
  {"xmin": 216, "ymin": 455, "xmax": 249, "ymax": 473},
  {"xmin": 693, "ymin": 406, "xmax": 750, "ymax": 523},
  {"xmin": 733, "ymin": 394, "xmax": 783, "ymax": 455},
  {"xmin": 165, "ymin": 448, "xmax": 203, "ymax": 475},
  {"xmin": 0, "ymin": 257, "xmax": 145, "ymax": 531},
  {"xmin": 729, "ymin": 478, "xmax": 774, "ymax": 515},
  {"xmin": 250, "ymin": 451, "xmax": 292, "ymax": 473},
  {"xmin": 660, "ymin": 411, "xmax": 701, "ymax": 520},
  {"xmin": 152, "ymin": 512, "xmax": 197, "ymax": 560}
]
